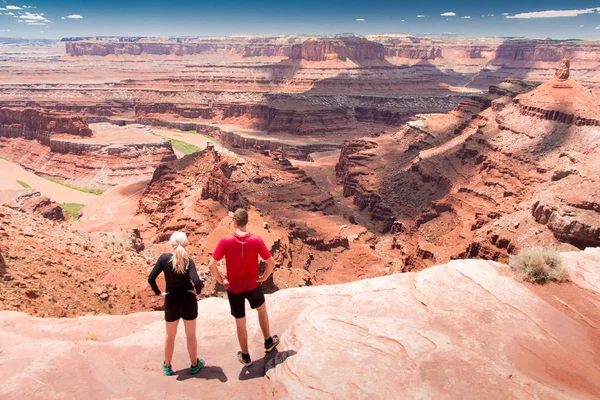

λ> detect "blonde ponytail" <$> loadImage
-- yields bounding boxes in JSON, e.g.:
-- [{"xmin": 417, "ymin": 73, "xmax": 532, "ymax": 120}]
[{"xmin": 169, "ymin": 232, "xmax": 189, "ymax": 274}]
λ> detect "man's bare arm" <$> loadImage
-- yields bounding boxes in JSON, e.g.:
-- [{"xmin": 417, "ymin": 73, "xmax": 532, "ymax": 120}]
[{"xmin": 257, "ymin": 256, "xmax": 276, "ymax": 283}]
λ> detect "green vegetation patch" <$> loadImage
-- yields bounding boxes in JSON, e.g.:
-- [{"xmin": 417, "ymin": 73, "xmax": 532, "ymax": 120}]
[
  {"xmin": 199, "ymin": 133, "xmax": 222, "ymax": 145},
  {"xmin": 16, "ymin": 180, "xmax": 31, "ymax": 188},
  {"xmin": 46, "ymin": 177, "xmax": 104, "ymax": 195},
  {"xmin": 510, "ymin": 247, "xmax": 568, "ymax": 284},
  {"xmin": 0, "ymin": 155, "xmax": 12, "ymax": 162},
  {"xmin": 61, "ymin": 203, "xmax": 85, "ymax": 220},
  {"xmin": 163, "ymin": 138, "xmax": 201, "ymax": 155}
]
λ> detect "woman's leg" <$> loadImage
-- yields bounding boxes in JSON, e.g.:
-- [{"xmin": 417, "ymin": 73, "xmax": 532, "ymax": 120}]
[
  {"xmin": 165, "ymin": 320, "xmax": 179, "ymax": 366},
  {"xmin": 183, "ymin": 318, "xmax": 198, "ymax": 365}
]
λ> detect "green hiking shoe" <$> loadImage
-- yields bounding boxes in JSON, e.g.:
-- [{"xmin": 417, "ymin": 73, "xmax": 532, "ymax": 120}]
[
  {"xmin": 190, "ymin": 358, "xmax": 205, "ymax": 375},
  {"xmin": 162, "ymin": 361, "xmax": 174, "ymax": 376}
]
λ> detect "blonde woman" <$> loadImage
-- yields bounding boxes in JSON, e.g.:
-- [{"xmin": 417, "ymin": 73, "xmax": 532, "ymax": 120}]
[{"xmin": 148, "ymin": 231, "xmax": 204, "ymax": 376}]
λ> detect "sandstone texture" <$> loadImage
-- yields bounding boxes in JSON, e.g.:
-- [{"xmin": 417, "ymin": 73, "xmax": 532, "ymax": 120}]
[{"xmin": 1, "ymin": 250, "xmax": 599, "ymax": 399}]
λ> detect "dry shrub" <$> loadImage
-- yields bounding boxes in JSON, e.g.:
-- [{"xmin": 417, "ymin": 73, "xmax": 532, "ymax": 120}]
[{"xmin": 510, "ymin": 247, "xmax": 568, "ymax": 284}]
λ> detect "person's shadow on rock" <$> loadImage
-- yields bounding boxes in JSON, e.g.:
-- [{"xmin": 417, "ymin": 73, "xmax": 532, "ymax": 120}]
[
  {"xmin": 238, "ymin": 348, "xmax": 297, "ymax": 381},
  {"xmin": 175, "ymin": 365, "xmax": 228, "ymax": 382}
]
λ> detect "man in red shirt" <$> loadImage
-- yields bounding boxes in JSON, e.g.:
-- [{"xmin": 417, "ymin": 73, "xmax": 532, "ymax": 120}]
[{"xmin": 208, "ymin": 208, "xmax": 279, "ymax": 366}]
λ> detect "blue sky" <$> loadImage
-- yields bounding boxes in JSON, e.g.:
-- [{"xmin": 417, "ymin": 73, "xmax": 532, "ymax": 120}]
[{"xmin": 1, "ymin": 0, "xmax": 600, "ymax": 39}]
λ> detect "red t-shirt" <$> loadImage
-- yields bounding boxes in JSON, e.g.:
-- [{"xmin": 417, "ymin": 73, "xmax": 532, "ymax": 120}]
[{"xmin": 212, "ymin": 232, "xmax": 272, "ymax": 293}]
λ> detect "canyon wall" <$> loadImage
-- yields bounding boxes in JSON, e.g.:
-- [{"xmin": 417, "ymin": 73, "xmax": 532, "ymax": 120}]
[
  {"xmin": 63, "ymin": 37, "xmax": 296, "ymax": 58},
  {"xmin": 0, "ymin": 108, "xmax": 92, "ymax": 143},
  {"xmin": 62, "ymin": 35, "xmax": 600, "ymax": 66},
  {"xmin": 0, "ymin": 108, "xmax": 176, "ymax": 189},
  {"xmin": 290, "ymin": 38, "xmax": 385, "ymax": 62},
  {"xmin": 0, "ymin": 137, "xmax": 176, "ymax": 189}
]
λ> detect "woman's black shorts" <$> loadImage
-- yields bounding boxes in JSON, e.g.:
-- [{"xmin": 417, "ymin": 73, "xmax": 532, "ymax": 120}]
[
  {"xmin": 227, "ymin": 285, "xmax": 265, "ymax": 319},
  {"xmin": 164, "ymin": 292, "xmax": 198, "ymax": 322}
]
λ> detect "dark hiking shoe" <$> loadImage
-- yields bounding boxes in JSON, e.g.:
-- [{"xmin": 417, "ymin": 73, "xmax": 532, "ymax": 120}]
[
  {"xmin": 190, "ymin": 358, "xmax": 205, "ymax": 375},
  {"xmin": 264, "ymin": 334, "xmax": 280, "ymax": 353},
  {"xmin": 237, "ymin": 351, "xmax": 253, "ymax": 367}
]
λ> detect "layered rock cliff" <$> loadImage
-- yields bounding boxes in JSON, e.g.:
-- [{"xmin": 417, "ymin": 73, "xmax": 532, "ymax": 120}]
[
  {"xmin": 64, "ymin": 37, "xmax": 297, "ymax": 58},
  {"xmin": 290, "ymin": 37, "xmax": 385, "ymax": 62},
  {"xmin": 0, "ymin": 116, "xmax": 176, "ymax": 189},
  {"xmin": 0, "ymin": 108, "xmax": 92, "ymax": 143}
]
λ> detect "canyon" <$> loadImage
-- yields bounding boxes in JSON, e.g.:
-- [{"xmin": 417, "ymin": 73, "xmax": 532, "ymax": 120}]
[
  {"xmin": 0, "ymin": 35, "xmax": 599, "ymax": 316},
  {"xmin": 1, "ymin": 32, "xmax": 600, "ymax": 398}
]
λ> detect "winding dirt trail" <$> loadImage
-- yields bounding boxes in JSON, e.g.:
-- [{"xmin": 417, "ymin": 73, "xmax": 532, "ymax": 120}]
[{"xmin": 76, "ymin": 181, "xmax": 149, "ymax": 232}]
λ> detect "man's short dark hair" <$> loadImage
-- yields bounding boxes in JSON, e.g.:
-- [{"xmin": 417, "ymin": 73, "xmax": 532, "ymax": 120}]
[{"xmin": 233, "ymin": 208, "xmax": 248, "ymax": 227}]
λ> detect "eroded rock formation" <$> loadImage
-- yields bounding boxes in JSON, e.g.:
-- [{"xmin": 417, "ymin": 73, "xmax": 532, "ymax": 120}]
[
  {"xmin": 335, "ymin": 61, "xmax": 600, "ymax": 269},
  {"xmin": 554, "ymin": 58, "xmax": 570, "ymax": 80},
  {"xmin": 0, "ymin": 189, "xmax": 64, "ymax": 220}
]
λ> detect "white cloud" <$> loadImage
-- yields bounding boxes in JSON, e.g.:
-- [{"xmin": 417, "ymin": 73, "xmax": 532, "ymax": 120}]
[
  {"xmin": 417, "ymin": 14, "xmax": 425, "ymax": 18},
  {"xmin": 440, "ymin": 12, "xmax": 456, "ymax": 17},
  {"xmin": 401, "ymin": 19, "xmax": 405, "ymax": 22},
  {"xmin": 64, "ymin": 14, "xmax": 83, "ymax": 19},
  {"xmin": 61, "ymin": 16, "xmax": 64, "ymax": 19},
  {"xmin": 4, "ymin": 11, "xmax": 14, "ymax": 15},
  {"xmin": 502, "ymin": 12, "xmax": 509, "ymax": 16},
  {"xmin": 19, "ymin": 11, "xmax": 45, "ymax": 20},
  {"xmin": 580, "ymin": 24, "xmax": 585, "ymax": 27},
  {"xmin": 6, "ymin": 4, "xmax": 21, "ymax": 9},
  {"xmin": 462, "ymin": 16, "xmax": 471, "ymax": 19},
  {"xmin": 596, "ymin": 26, "xmax": 600, "ymax": 29},
  {"xmin": 22, "ymin": 5, "xmax": 35, "ymax": 8},
  {"xmin": 356, "ymin": 18, "xmax": 365, "ymax": 22},
  {"xmin": 39, "ymin": 30, "xmax": 43, "ymax": 33},
  {"xmin": 506, "ymin": 7, "xmax": 600, "ymax": 18}
]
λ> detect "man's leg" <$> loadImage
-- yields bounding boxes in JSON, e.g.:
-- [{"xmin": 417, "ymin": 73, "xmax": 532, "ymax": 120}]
[
  {"xmin": 235, "ymin": 316, "xmax": 249, "ymax": 354},
  {"xmin": 256, "ymin": 303, "xmax": 271, "ymax": 341}
]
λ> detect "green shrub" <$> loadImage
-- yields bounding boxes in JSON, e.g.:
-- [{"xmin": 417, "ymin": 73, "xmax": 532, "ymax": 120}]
[
  {"xmin": 16, "ymin": 180, "xmax": 31, "ymax": 188},
  {"xmin": 510, "ymin": 247, "xmax": 568, "ymax": 284},
  {"xmin": 61, "ymin": 203, "xmax": 85, "ymax": 220},
  {"xmin": 160, "ymin": 137, "xmax": 201, "ymax": 154},
  {"xmin": 84, "ymin": 332, "xmax": 97, "ymax": 341}
]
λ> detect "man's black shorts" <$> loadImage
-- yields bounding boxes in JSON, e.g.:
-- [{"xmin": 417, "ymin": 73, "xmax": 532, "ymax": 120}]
[
  {"xmin": 164, "ymin": 292, "xmax": 198, "ymax": 322},
  {"xmin": 227, "ymin": 285, "xmax": 265, "ymax": 319}
]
